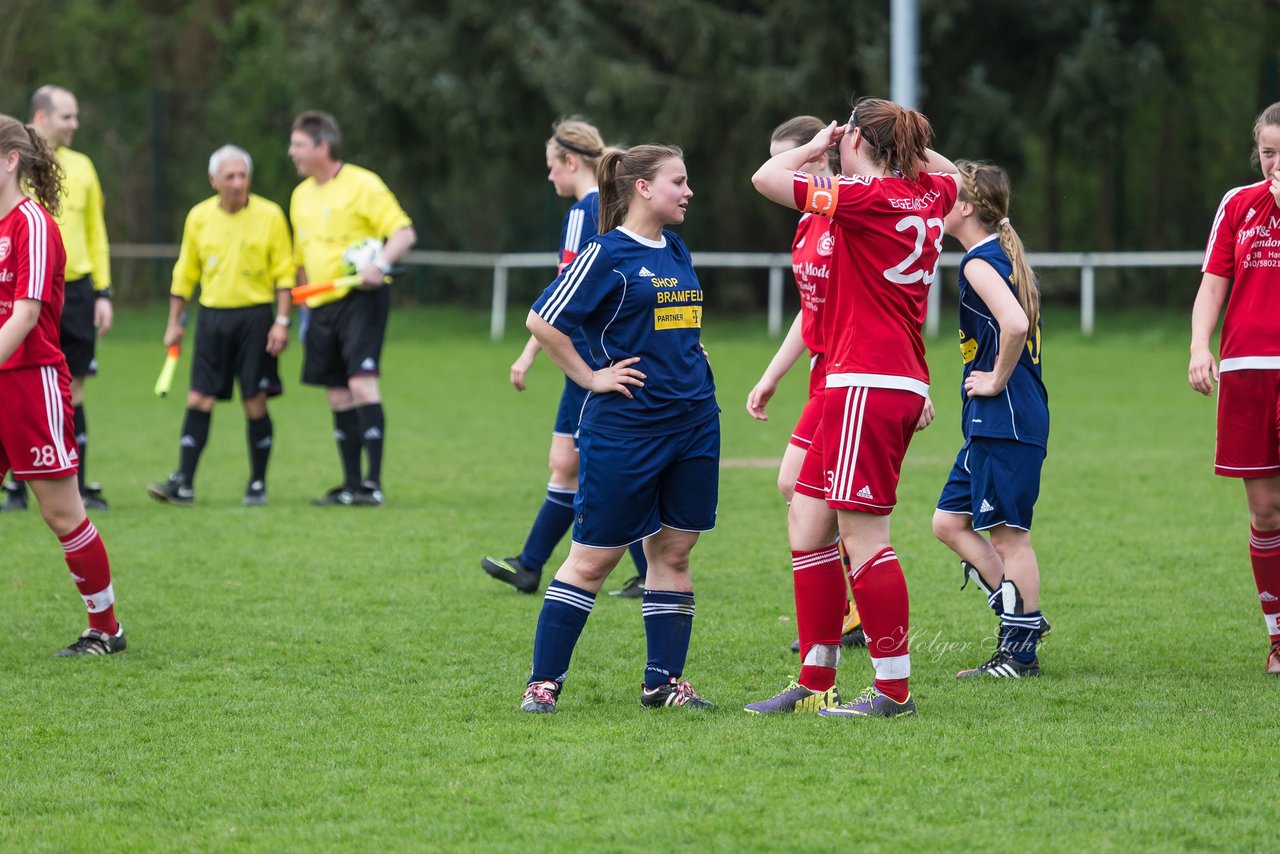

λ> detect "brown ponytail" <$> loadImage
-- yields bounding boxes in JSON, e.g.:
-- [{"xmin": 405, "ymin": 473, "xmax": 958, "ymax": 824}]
[
  {"xmin": 595, "ymin": 143, "xmax": 683, "ymax": 233},
  {"xmin": 849, "ymin": 97, "xmax": 931, "ymax": 181},
  {"xmin": 0, "ymin": 115, "xmax": 63, "ymax": 216},
  {"xmin": 955, "ymin": 160, "xmax": 1039, "ymax": 332}
]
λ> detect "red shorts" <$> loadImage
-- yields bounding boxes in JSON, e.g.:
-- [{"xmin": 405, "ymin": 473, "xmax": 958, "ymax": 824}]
[
  {"xmin": 794, "ymin": 385, "xmax": 925, "ymax": 514},
  {"xmin": 1215, "ymin": 369, "xmax": 1280, "ymax": 477},
  {"xmin": 788, "ymin": 353, "xmax": 826, "ymax": 450},
  {"xmin": 0, "ymin": 364, "xmax": 79, "ymax": 481}
]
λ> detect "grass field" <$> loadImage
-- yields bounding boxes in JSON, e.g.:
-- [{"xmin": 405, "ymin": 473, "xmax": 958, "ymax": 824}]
[{"xmin": 2, "ymin": 304, "xmax": 1275, "ymax": 851}]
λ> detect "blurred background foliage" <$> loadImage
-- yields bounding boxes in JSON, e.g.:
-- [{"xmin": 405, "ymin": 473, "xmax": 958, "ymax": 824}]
[{"xmin": 2, "ymin": 0, "xmax": 1279, "ymax": 310}]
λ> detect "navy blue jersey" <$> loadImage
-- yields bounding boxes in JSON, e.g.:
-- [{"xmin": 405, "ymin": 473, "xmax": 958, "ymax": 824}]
[
  {"xmin": 559, "ymin": 190, "xmax": 600, "ymax": 361},
  {"xmin": 532, "ymin": 227, "xmax": 718, "ymax": 437},
  {"xmin": 956, "ymin": 235, "xmax": 1048, "ymax": 448}
]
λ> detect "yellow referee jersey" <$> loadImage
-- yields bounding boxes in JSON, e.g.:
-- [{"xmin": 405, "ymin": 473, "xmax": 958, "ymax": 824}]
[
  {"xmin": 289, "ymin": 163, "xmax": 412, "ymax": 308},
  {"xmin": 54, "ymin": 146, "xmax": 111, "ymax": 288},
  {"xmin": 171, "ymin": 194, "xmax": 294, "ymax": 308}
]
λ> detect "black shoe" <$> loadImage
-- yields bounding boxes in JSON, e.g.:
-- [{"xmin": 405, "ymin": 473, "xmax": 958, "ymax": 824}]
[
  {"xmin": 311, "ymin": 486, "xmax": 357, "ymax": 506},
  {"xmin": 609, "ymin": 575, "xmax": 645, "ymax": 598},
  {"xmin": 1, "ymin": 481, "xmax": 28, "ymax": 512},
  {"xmin": 55, "ymin": 626, "xmax": 127, "ymax": 657},
  {"xmin": 640, "ymin": 678, "xmax": 714, "ymax": 709},
  {"xmin": 480, "ymin": 555, "xmax": 541, "ymax": 594},
  {"xmin": 352, "ymin": 480, "xmax": 384, "ymax": 507},
  {"xmin": 243, "ymin": 480, "xmax": 268, "ymax": 506},
  {"xmin": 80, "ymin": 483, "xmax": 110, "ymax": 511},
  {"xmin": 957, "ymin": 648, "xmax": 1040, "ymax": 678},
  {"xmin": 147, "ymin": 475, "xmax": 194, "ymax": 507},
  {"xmin": 790, "ymin": 626, "xmax": 869, "ymax": 653}
]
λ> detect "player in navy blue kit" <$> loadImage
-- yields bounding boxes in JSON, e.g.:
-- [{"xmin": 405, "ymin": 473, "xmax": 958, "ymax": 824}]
[
  {"xmin": 931, "ymin": 161, "xmax": 1050, "ymax": 677},
  {"xmin": 481, "ymin": 119, "xmax": 648, "ymax": 596},
  {"xmin": 518, "ymin": 144, "xmax": 718, "ymax": 713}
]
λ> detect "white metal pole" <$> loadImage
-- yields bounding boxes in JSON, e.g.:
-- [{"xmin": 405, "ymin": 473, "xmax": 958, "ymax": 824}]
[
  {"xmin": 767, "ymin": 265, "xmax": 785, "ymax": 338},
  {"xmin": 1081, "ymin": 262, "xmax": 1095, "ymax": 336},
  {"xmin": 890, "ymin": 0, "xmax": 919, "ymax": 109},
  {"xmin": 491, "ymin": 261, "xmax": 508, "ymax": 342}
]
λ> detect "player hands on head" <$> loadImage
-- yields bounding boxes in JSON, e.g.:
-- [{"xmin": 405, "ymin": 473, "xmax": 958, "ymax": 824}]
[
  {"xmin": 147, "ymin": 144, "xmax": 294, "ymax": 507},
  {"xmin": 480, "ymin": 117, "xmax": 649, "ymax": 598},
  {"xmin": 744, "ymin": 97, "xmax": 958, "ymax": 718},
  {"xmin": 745, "ymin": 115, "xmax": 866, "ymax": 658},
  {"xmin": 288, "ymin": 111, "xmax": 417, "ymax": 507},
  {"xmin": 932, "ymin": 160, "xmax": 1051, "ymax": 679},
  {"xmin": 0, "ymin": 114, "xmax": 126, "ymax": 656},
  {"xmin": 2, "ymin": 85, "xmax": 113, "ymax": 513},
  {"xmin": 1189, "ymin": 101, "xmax": 1280, "ymax": 675},
  {"xmin": 518, "ymin": 143, "xmax": 719, "ymax": 713}
]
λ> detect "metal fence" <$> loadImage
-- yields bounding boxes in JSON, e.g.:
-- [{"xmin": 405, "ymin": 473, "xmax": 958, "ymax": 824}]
[{"xmin": 113, "ymin": 245, "xmax": 1206, "ymax": 341}]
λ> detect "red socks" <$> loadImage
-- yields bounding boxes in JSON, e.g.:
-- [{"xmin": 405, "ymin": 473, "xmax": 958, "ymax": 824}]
[
  {"xmin": 850, "ymin": 547, "xmax": 911, "ymax": 702},
  {"xmin": 59, "ymin": 518, "xmax": 118, "ymax": 634},
  {"xmin": 1250, "ymin": 527, "xmax": 1280, "ymax": 644},
  {"xmin": 792, "ymin": 546, "xmax": 846, "ymax": 691}
]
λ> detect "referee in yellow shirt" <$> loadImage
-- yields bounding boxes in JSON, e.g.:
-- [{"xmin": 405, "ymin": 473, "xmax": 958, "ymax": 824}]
[
  {"xmin": 288, "ymin": 111, "xmax": 416, "ymax": 506},
  {"xmin": 2, "ymin": 85, "xmax": 113, "ymax": 512},
  {"xmin": 147, "ymin": 145, "xmax": 293, "ymax": 506}
]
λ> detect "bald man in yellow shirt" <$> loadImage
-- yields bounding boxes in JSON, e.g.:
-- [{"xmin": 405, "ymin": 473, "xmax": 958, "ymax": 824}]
[
  {"xmin": 147, "ymin": 145, "xmax": 294, "ymax": 507},
  {"xmin": 2, "ymin": 85, "xmax": 113, "ymax": 512},
  {"xmin": 288, "ymin": 111, "xmax": 416, "ymax": 507}
]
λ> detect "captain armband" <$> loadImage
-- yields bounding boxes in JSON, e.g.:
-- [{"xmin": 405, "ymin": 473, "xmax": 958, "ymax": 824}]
[{"xmin": 801, "ymin": 175, "xmax": 840, "ymax": 217}]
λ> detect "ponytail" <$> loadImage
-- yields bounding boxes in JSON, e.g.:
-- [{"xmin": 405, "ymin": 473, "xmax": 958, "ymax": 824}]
[
  {"xmin": 998, "ymin": 221, "xmax": 1040, "ymax": 331},
  {"xmin": 595, "ymin": 143, "xmax": 683, "ymax": 233},
  {"xmin": 849, "ymin": 97, "xmax": 932, "ymax": 181},
  {"xmin": 0, "ymin": 115, "xmax": 63, "ymax": 216},
  {"xmin": 955, "ymin": 160, "xmax": 1039, "ymax": 333}
]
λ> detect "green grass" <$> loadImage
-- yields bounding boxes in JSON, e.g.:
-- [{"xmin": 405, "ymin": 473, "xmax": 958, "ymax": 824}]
[{"xmin": 2, "ymin": 305, "xmax": 1275, "ymax": 851}]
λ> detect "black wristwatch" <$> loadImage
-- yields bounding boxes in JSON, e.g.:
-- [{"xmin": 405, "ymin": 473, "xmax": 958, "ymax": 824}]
[{"xmin": 95, "ymin": 288, "xmax": 112, "ymax": 300}]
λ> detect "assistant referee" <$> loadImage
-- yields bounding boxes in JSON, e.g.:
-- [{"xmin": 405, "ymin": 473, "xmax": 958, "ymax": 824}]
[{"xmin": 147, "ymin": 145, "xmax": 293, "ymax": 506}]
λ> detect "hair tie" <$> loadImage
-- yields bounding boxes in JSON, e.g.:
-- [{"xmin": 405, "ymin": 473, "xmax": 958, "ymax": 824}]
[
  {"xmin": 554, "ymin": 136, "xmax": 602, "ymax": 158},
  {"xmin": 998, "ymin": 217, "xmax": 1010, "ymax": 227}
]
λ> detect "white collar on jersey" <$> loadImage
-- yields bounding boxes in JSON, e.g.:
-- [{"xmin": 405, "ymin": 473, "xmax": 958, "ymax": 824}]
[{"xmin": 616, "ymin": 226, "xmax": 667, "ymax": 248}]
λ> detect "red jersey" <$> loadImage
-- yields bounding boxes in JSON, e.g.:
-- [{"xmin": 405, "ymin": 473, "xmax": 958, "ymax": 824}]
[
  {"xmin": 791, "ymin": 213, "xmax": 833, "ymax": 354},
  {"xmin": 0, "ymin": 198, "xmax": 66, "ymax": 371},
  {"xmin": 793, "ymin": 170, "xmax": 957, "ymax": 395},
  {"xmin": 1202, "ymin": 180, "xmax": 1280, "ymax": 368}
]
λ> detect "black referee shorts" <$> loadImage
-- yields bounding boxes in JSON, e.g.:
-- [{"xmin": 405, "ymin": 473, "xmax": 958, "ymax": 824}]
[
  {"xmin": 61, "ymin": 276, "xmax": 98, "ymax": 377},
  {"xmin": 190, "ymin": 304, "xmax": 282, "ymax": 401},
  {"xmin": 301, "ymin": 286, "xmax": 390, "ymax": 388}
]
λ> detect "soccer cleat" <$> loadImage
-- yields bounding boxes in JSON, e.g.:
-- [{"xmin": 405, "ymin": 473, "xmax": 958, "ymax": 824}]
[
  {"xmin": 609, "ymin": 575, "xmax": 645, "ymax": 598},
  {"xmin": 1, "ymin": 481, "xmax": 29, "ymax": 512},
  {"xmin": 311, "ymin": 486, "xmax": 357, "ymax": 506},
  {"xmin": 520, "ymin": 680, "xmax": 559, "ymax": 713},
  {"xmin": 956, "ymin": 648, "xmax": 1041, "ymax": 678},
  {"xmin": 640, "ymin": 678, "xmax": 714, "ymax": 709},
  {"xmin": 352, "ymin": 480, "xmax": 384, "ymax": 507},
  {"xmin": 146, "ymin": 475, "xmax": 194, "ymax": 507},
  {"xmin": 480, "ymin": 555, "xmax": 541, "ymax": 594},
  {"xmin": 818, "ymin": 686, "xmax": 916, "ymax": 718},
  {"xmin": 242, "ymin": 480, "xmax": 268, "ymax": 506},
  {"xmin": 80, "ymin": 483, "xmax": 110, "ymax": 511},
  {"xmin": 1268, "ymin": 643, "xmax": 1280, "ymax": 675},
  {"xmin": 55, "ymin": 626, "xmax": 127, "ymax": 657},
  {"xmin": 744, "ymin": 680, "xmax": 840, "ymax": 714}
]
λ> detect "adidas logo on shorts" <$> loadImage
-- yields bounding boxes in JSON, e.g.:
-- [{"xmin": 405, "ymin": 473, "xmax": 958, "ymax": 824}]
[
  {"xmin": 361, "ymin": 358, "xmax": 377, "ymax": 371},
  {"xmin": 979, "ymin": 499, "xmax": 995, "ymax": 513},
  {"xmin": 1261, "ymin": 591, "xmax": 1279, "ymax": 603},
  {"xmin": 856, "ymin": 485, "xmax": 873, "ymax": 500}
]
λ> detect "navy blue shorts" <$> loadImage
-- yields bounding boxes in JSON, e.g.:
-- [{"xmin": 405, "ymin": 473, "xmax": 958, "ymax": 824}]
[
  {"xmin": 936, "ymin": 437, "xmax": 1045, "ymax": 531},
  {"xmin": 553, "ymin": 375, "xmax": 588, "ymax": 437},
  {"xmin": 573, "ymin": 415, "xmax": 719, "ymax": 548}
]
